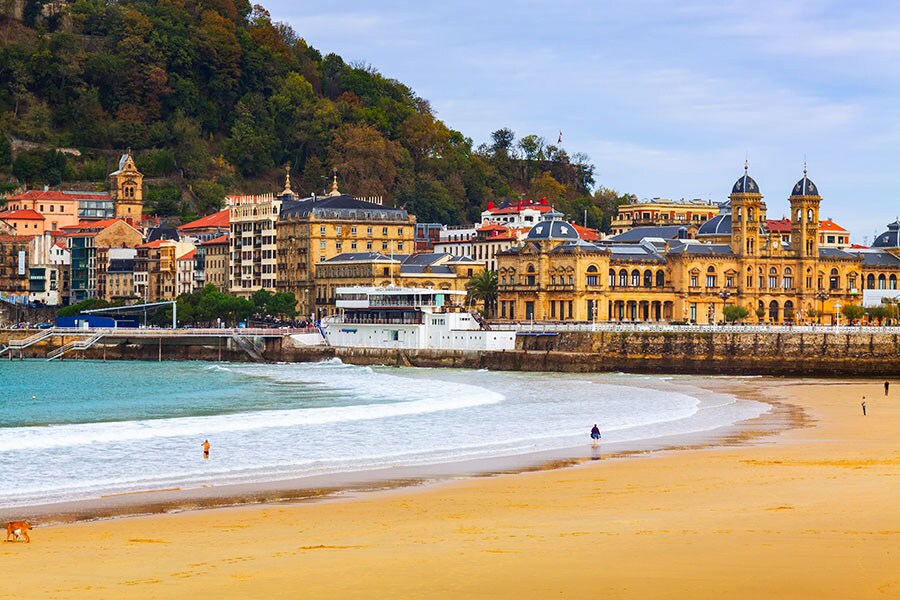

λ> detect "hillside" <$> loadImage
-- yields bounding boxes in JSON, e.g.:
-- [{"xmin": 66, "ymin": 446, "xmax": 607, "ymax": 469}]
[{"xmin": 0, "ymin": 0, "xmax": 633, "ymax": 227}]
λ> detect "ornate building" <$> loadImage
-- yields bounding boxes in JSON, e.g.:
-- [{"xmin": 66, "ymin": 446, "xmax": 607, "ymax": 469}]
[
  {"xmin": 497, "ymin": 166, "xmax": 900, "ymax": 325},
  {"xmin": 276, "ymin": 174, "xmax": 415, "ymax": 317}
]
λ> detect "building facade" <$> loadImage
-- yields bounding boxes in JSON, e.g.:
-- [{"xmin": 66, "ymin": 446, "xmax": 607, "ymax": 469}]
[
  {"xmin": 276, "ymin": 177, "xmax": 415, "ymax": 317},
  {"xmin": 497, "ymin": 168, "xmax": 900, "ymax": 325},
  {"xmin": 610, "ymin": 198, "xmax": 720, "ymax": 236},
  {"xmin": 314, "ymin": 252, "xmax": 484, "ymax": 316}
]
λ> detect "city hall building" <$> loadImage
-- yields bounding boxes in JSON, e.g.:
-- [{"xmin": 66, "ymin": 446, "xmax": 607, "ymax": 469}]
[{"xmin": 497, "ymin": 167, "xmax": 900, "ymax": 324}]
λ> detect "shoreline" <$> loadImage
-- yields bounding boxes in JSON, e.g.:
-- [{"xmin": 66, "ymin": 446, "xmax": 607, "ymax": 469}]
[
  {"xmin": 1, "ymin": 376, "xmax": 800, "ymax": 526},
  {"xmin": 2, "ymin": 378, "xmax": 897, "ymax": 598}
]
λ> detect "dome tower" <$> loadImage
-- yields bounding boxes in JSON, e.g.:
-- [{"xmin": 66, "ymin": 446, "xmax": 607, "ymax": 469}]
[
  {"xmin": 789, "ymin": 166, "xmax": 822, "ymax": 258},
  {"xmin": 729, "ymin": 162, "xmax": 765, "ymax": 257}
]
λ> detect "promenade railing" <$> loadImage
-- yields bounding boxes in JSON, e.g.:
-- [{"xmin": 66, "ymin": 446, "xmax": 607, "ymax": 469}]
[{"xmin": 489, "ymin": 322, "xmax": 900, "ymax": 335}]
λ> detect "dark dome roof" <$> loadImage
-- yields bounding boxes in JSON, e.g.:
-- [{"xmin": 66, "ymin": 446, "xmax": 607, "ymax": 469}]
[
  {"xmin": 791, "ymin": 171, "xmax": 819, "ymax": 196},
  {"xmin": 526, "ymin": 220, "xmax": 580, "ymax": 241},
  {"xmin": 872, "ymin": 220, "xmax": 900, "ymax": 248},
  {"xmin": 697, "ymin": 214, "xmax": 732, "ymax": 236},
  {"xmin": 732, "ymin": 168, "xmax": 760, "ymax": 194}
]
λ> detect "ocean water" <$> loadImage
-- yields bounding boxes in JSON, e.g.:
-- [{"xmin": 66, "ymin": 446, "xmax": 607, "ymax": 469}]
[{"xmin": 0, "ymin": 359, "xmax": 769, "ymax": 508}]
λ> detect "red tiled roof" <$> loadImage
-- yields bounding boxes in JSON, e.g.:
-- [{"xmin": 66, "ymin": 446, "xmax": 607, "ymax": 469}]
[
  {"xmin": 488, "ymin": 204, "xmax": 554, "ymax": 215},
  {"xmin": 178, "ymin": 249, "xmax": 197, "ymax": 260},
  {"xmin": 0, "ymin": 234, "xmax": 35, "ymax": 242},
  {"xmin": 572, "ymin": 224, "xmax": 601, "ymax": 241},
  {"xmin": 179, "ymin": 209, "xmax": 230, "ymax": 231},
  {"xmin": 476, "ymin": 223, "xmax": 509, "ymax": 232},
  {"xmin": 0, "ymin": 209, "xmax": 45, "ymax": 220},
  {"xmin": 766, "ymin": 218, "xmax": 848, "ymax": 233},
  {"xmin": 7, "ymin": 190, "xmax": 109, "ymax": 201},
  {"xmin": 202, "ymin": 234, "xmax": 229, "ymax": 245},
  {"xmin": 819, "ymin": 219, "xmax": 848, "ymax": 232}
]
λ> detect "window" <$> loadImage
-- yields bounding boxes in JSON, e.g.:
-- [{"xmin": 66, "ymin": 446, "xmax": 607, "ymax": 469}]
[
  {"xmin": 382, "ymin": 241, "xmax": 388, "ymax": 250},
  {"xmin": 351, "ymin": 241, "xmax": 357, "ymax": 249},
  {"xmin": 690, "ymin": 275, "xmax": 698, "ymax": 287},
  {"xmin": 382, "ymin": 227, "xmax": 388, "ymax": 236},
  {"xmin": 725, "ymin": 275, "xmax": 734, "ymax": 288},
  {"xmin": 398, "ymin": 227, "xmax": 404, "ymax": 235},
  {"xmin": 398, "ymin": 242, "xmax": 403, "ymax": 251},
  {"xmin": 631, "ymin": 270, "xmax": 639, "ymax": 286},
  {"xmin": 367, "ymin": 226, "xmax": 373, "ymax": 235},
  {"xmin": 551, "ymin": 275, "xmax": 556, "ymax": 285},
  {"xmin": 587, "ymin": 274, "xmax": 598, "ymax": 286},
  {"xmin": 706, "ymin": 274, "xmax": 716, "ymax": 287},
  {"xmin": 336, "ymin": 226, "xmax": 342, "ymax": 235},
  {"xmin": 367, "ymin": 241, "xmax": 373, "ymax": 250},
  {"xmin": 320, "ymin": 226, "xmax": 326, "ymax": 236},
  {"xmin": 320, "ymin": 240, "xmax": 326, "ymax": 249},
  {"xmin": 336, "ymin": 241, "xmax": 342, "ymax": 250}
]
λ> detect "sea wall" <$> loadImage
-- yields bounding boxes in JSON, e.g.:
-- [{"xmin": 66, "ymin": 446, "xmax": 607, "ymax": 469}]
[{"xmin": 5, "ymin": 329, "xmax": 900, "ymax": 376}]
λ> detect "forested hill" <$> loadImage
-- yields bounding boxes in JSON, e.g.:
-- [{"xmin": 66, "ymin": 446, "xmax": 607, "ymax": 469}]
[{"xmin": 0, "ymin": 0, "xmax": 633, "ymax": 227}]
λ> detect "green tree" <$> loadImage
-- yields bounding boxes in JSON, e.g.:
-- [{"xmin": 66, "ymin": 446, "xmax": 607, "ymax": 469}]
[
  {"xmin": 267, "ymin": 292, "xmax": 298, "ymax": 320},
  {"xmin": 466, "ymin": 270, "xmax": 499, "ymax": 318},
  {"xmin": 252, "ymin": 288, "xmax": 273, "ymax": 311},
  {"xmin": 0, "ymin": 134, "xmax": 11, "ymax": 166},
  {"xmin": 723, "ymin": 304, "xmax": 750, "ymax": 323},
  {"xmin": 841, "ymin": 304, "xmax": 866, "ymax": 323}
]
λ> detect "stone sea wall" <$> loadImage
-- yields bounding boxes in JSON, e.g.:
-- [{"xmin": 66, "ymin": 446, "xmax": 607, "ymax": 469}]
[{"xmin": 4, "ymin": 329, "xmax": 900, "ymax": 376}]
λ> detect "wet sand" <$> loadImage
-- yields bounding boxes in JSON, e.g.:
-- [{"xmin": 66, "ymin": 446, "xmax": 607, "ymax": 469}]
[{"xmin": 2, "ymin": 379, "xmax": 898, "ymax": 599}]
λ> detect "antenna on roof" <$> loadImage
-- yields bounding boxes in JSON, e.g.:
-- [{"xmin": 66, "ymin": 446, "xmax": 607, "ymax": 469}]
[{"xmin": 803, "ymin": 154, "xmax": 807, "ymax": 176}]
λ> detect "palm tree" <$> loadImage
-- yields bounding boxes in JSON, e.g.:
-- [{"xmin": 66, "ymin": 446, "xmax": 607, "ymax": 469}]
[{"xmin": 466, "ymin": 270, "xmax": 499, "ymax": 318}]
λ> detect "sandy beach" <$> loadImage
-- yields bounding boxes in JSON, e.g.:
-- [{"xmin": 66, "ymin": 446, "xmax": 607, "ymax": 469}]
[{"xmin": 2, "ymin": 379, "xmax": 898, "ymax": 599}]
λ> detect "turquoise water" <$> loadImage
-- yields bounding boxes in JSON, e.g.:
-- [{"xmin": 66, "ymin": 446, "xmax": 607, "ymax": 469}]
[{"xmin": 0, "ymin": 359, "xmax": 769, "ymax": 508}]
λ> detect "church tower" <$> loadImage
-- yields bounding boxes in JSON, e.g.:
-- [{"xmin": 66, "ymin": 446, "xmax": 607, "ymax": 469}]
[
  {"xmin": 110, "ymin": 152, "xmax": 143, "ymax": 219},
  {"xmin": 789, "ymin": 167, "xmax": 821, "ymax": 259},
  {"xmin": 729, "ymin": 163, "xmax": 765, "ymax": 257}
]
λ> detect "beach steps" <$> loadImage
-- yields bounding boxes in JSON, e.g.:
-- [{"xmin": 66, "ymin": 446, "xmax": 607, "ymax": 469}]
[
  {"xmin": 230, "ymin": 334, "xmax": 265, "ymax": 362},
  {"xmin": 3, "ymin": 328, "xmax": 56, "ymax": 354},
  {"xmin": 46, "ymin": 333, "xmax": 104, "ymax": 361}
]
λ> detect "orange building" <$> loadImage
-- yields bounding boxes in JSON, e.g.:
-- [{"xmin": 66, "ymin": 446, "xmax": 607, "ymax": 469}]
[{"xmin": 0, "ymin": 209, "xmax": 46, "ymax": 234}]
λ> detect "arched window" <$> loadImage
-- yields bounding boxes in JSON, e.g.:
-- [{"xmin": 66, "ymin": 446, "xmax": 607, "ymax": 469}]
[
  {"xmin": 796, "ymin": 208, "xmax": 802, "ymax": 221},
  {"xmin": 784, "ymin": 300, "xmax": 795, "ymax": 320},
  {"xmin": 878, "ymin": 274, "xmax": 887, "ymax": 289},
  {"xmin": 586, "ymin": 265, "xmax": 598, "ymax": 273},
  {"xmin": 586, "ymin": 265, "xmax": 599, "ymax": 286},
  {"xmin": 829, "ymin": 268, "xmax": 840, "ymax": 290},
  {"xmin": 643, "ymin": 270, "xmax": 652, "ymax": 287},
  {"xmin": 527, "ymin": 264, "xmax": 535, "ymax": 273},
  {"xmin": 655, "ymin": 270, "xmax": 665, "ymax": 287},
  {"xmin": 631, "ymin": 269, "xmax": 640, "ymax": 287},
  {"xmin": 737, "ymin": 207, "xmax": 743, "ymax": 221},
  {"xmin": 609, "ymin": 268, "xmax": 616, "ymax": 286},
  {"xmin": 867, "ymin": 273, "xmax": 876, "ymax": 289},
  {"xmin": 769, "ymin": 300, "xmax": 780, "ymax": 321},
  {"xmin": 768, "ymin": 267, "xmax": 778, "ymax": 289},
  {"xmin": 890, "ymin": 275, "xmax": 897, "ymax": 290},
  {"xmin": 619, "ymin": 269, "xmax": 628, "ymax": 286},
  {"xmin": 706, "ymin": 266, "xmax": 716, "ymax": 287},
  {"xmin": 749, "ymin": 207, "xmax": 755, "ymax": 221},
  {"xmin": 807, "ymin": 208, "xmax": 814, "ymax": 223},
  {"xmin": 526, "ymin": 264, "xmax": 536, "ymax": 286}
]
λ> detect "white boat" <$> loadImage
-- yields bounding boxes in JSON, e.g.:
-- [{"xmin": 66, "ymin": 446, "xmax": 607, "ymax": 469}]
[{"xmin": 321, "ymin": 286, "xmax": 515, "ymax": 351}]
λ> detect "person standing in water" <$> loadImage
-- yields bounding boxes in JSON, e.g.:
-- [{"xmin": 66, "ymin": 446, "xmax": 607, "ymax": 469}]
[
  {"xmin": 202, "ymin": 439, "xmax": 211, "ymax": 459},
  {"xmin": 884, "ymin": 381, "xmax": 890, "ymax": 396},
  {"xmin": 590, "ymin": 424, "xmax": 601, "ymax": 447},
  {"xmin": 861, "ymin": 398, "xmax": 867, "ymax": 416}
]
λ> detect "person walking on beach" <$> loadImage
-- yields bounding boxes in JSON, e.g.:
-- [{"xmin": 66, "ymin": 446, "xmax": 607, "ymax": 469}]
[
  {"xmin": 202, "ymin": 439, "xmax": 211, "ymax": 459},
  {"xmin": 861, "ymin": 398, "xmax": 867, "ymax": 416},
  {"xmin": 884, "ymin": 381, "xmax": 890, "ymax": 396},
  {"xmin": 591, "ymin": 424, "xmax": 601, "ymax": 447}
]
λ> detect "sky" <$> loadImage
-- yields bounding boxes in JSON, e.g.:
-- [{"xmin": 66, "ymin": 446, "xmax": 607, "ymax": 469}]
[{"xmin": 267, "ymin": 0, "xmax": 900, "ymax": 244}]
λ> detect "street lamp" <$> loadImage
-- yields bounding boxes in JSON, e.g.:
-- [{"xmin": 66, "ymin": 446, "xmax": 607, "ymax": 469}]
[
  {"xmin": 834, "ymin": 301, "xmax": 842, "ymax": 327},
  {"xmin": 718, "ymin": 289, "xmax": 733, "ymax": 325},
  {"xmin": 814, "ymin": 289, "xmax": 830, "ymax": 325}
]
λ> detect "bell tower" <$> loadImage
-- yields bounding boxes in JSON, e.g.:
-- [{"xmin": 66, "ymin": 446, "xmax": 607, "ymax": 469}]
[
  {"xmin": 729, "ymin": 162, "xmax": 765, "ymax": 257},
  {"xmin": 110, "ymin": 152, "xmax": 143, "ymax": 219},
  {"xmin": 789, "ymin": 167, "xmax": 821, "ymax": 259}
]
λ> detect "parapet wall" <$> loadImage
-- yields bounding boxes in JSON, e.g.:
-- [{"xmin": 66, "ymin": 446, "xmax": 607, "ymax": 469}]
[{"xmin": 4, "ymin": 329, "xmax": 900, "ymax": 376}]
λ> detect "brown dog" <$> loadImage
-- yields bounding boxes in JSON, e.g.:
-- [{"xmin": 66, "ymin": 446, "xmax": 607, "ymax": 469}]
[{"xmin": 5, "ymin": 521, "xmax": 31, "ymax": 543}]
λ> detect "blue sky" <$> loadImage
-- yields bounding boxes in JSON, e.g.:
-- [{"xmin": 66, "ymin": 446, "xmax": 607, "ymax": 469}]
[{"xmin": 267, "ymin": 0, "xmax": 900, "ymax": 243}]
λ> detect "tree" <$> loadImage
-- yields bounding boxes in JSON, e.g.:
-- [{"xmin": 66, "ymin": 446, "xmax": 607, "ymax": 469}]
[
  {"xmin": 842, "ymin": 304, "xmax": 866, "ymax": 323},
  {"xmin": 267, "ymin": 292, "xmax": 298, "ymax": 320},
  {"xmin": 755, "ymin": 307, "xmax": 766, "ymax": 321},
  {"xmin": 252, "ymin": 288, "xmax": 273, "ymax": 312},
  {"xmin": 466, "ymin": 270, "xmax": 498, "ymax": 318},
  {"xmin": 723, "ymin": 304, "xmax": 750, "ymax": 324},
  {"xmin": 326, "ymin": 124, "xmax": 404, "ymax": 198}
]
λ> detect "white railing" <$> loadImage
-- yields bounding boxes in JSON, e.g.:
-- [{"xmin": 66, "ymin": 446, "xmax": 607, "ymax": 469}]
[
  {"xmin": 490, "ymin": 322, "xmax": 900, "ymax": 335},
  {"xmin": 8, "ymin": 327, "xmax": 56, "ymax": 348}
]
